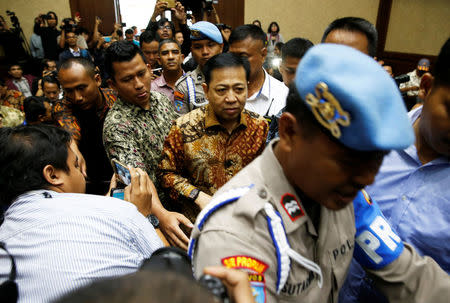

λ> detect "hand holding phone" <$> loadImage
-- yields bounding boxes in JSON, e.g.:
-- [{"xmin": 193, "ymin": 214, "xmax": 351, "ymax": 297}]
[{"xmin": 112, "ymin": 159, "xmax": 131, "ymax": 185}]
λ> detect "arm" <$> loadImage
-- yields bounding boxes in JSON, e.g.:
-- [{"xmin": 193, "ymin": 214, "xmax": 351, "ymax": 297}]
[
  {"xmin": 89, "ymin": 16, "xmax": 102, "ymax": 49},
  {"xmin": 158, "ymin": 124, "xmax": 211, "ymax": 209}
]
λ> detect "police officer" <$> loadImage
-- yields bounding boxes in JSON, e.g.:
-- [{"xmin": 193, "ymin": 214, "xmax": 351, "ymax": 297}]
[
  {"xmin": 190, "ymin": 44, "xmax": 450, "ymax": 303},
  {"xmin": 174, "ymin": 21, "xmax": 223, "ymax": 114}
]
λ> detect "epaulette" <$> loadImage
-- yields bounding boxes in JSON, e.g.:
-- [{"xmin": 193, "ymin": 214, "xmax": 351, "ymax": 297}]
[{"xmin": 188, "ymin": 184, "xmax": 254, "ymax": 259}]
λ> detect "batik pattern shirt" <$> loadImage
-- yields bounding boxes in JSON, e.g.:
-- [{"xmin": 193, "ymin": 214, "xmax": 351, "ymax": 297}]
[
  {"xmin": 158, "ymin": 105, "xmax": 268, "ymax": 221},
  {"xmin": 53, "ymin": 88, "xmax": 117, "ymax": 141},
  {"xmin": 0, "ymin": 89, "xmax": 25, "ymax": 111},
  {"xmin": 103, "ymin": 91, "xmax": 178, "ymax": 186}
]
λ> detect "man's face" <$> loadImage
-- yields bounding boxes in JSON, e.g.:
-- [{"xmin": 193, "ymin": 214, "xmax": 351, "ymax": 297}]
[
  {"xmin": 419, "ymin": 85, "xmax": 450, "ymax": 157},
  {"xmin": 279, "ymin": 115, "xmax": 384, "ymax": 210},
  {"xmin": 9, "ymin": 65, "xmax": 23, "ymax": 79},
  {"xmin": 203, "ymin": 66, "xmax": 247, "ymax": 126},
  {"xmin": 157, "ymin": 22, "xmax": 173, "ymax": 40},
  {"xmin": 221, "ymin": 28, "xmax": 231, "ymax": 42},
  {"xmin": 175, "ymin": 32, "xmax": 184, "ymax": 45},
  {"xmin": 58, "ymin": 142, "xmax": 86, "ymax": 193},
  {"xmin": 159, "ymin": 42, "xmax": 183, "ymax": 72},
  {"xmin": 125, "ymin": 33, "xmax": 134, "ymax": 41},
  {"xmin": 45, "ymin": 60, "xmax": 57, "ymax": 72},
  {"xmin": 324, "ymin": 29, "xmax": 369, "ymax": 55},
  {"xmin": 229, "ymin": 37, "xmax": 266, "ymax": 81},
  {"xmin": 43, "ymin": 82, "xmax": 60, "ymax": 102},
  {"xmin": 58, "ymin": 63, "xmax": 101, "ymax": 110},
  {"xmin": 280, "ymin": 56, "xmax": 301, "ymax": 86},
  {"xmin": 46, "ymin": 13, "xmax": 57, "ymax": 28},
  {"xmin": 66, "ymin": 32, "xmax": 78, "ymax": 48},
  {"xmin": 109, "ymin": 54, "xmax": 152, "ymax": 109},
  {"xmin": 191, "ymin": 40, "xmax": 223, "ymax": 69},
  {"xmin": 141, "ymin": 41, "xmax": 160, "ymax": 68}
]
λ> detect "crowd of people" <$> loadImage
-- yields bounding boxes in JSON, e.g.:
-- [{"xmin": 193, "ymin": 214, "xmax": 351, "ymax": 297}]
[{"xmin": 0, "ymin": 1, "xmax": 449, "ymax": 302}]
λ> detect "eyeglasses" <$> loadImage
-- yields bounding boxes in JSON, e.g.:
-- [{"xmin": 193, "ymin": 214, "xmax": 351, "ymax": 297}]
[{"xmin": 158, "ymin": 25, "xmax": 171, "ymax": 30}]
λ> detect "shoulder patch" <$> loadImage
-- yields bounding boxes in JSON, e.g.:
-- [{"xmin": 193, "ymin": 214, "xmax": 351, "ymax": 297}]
[
  {"xmin": 280, "ymin": 193, "xmax": 304, "ymax": 221},
  {"xmin": 222, "ymin": 255, "xmax": 268, "ymax": 303}
]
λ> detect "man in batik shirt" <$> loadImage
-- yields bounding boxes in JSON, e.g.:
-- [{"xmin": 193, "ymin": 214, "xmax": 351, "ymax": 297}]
[
  {"xmin": 103, "ymin": 41, "xmax": 192, "ymax": 251},
  {"xmin": 55, "ymin": 57, "xmax": 117, "ymax": 194},
  {"xmin": 159, "ymin": 53, "xmax": 268, "ymax": 223}
]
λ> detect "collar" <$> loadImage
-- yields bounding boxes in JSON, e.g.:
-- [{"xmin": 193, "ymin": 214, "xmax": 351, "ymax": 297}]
[
  {"xmin": 12, "ymin": 77, "xmax": 26, "ymax": 84},
  {"xmin": 204, "ymin": 104, "xmax": 247, "ymax": 130},
  {"xmin": 154, "ymin": 75, "xmax": 168, "ymax": 88},
  {"xmin": 248, "ymin": 69, "xmax": 270, "ymax": 101}
]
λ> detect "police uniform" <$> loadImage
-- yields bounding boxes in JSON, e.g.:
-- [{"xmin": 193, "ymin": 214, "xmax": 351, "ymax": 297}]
[
  {"xmin": 190, "ymin": 45, "xmax": 450, "ymax": 303},
  {"xmin": 173, "ymin": 21, "xmax": 223, "ymax": 115},
  {"xmin": 174, "ymin": 66, "xmax": 206, "ymax": 114}
]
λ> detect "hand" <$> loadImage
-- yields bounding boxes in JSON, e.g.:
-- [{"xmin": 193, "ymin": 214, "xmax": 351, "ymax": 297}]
[
  {"xmin": 74, "ymin": 15, "xmax": 82, "ymax": 24},
  {"xmin": 124, "ymin": 167, "xmax": 153, "ymax": 216},
  {"xmin": 95, "ymin": 16, "xmax": 102, "ymax": 26},
  {"xmin": 154, "ymin": 1, "xmax": 168, "ymax": 17},
  {"xmin": 195, "ymin": 191, "xmax": 212, "ymax": 209},
  {"xmin": 158, "ymin": 210, "xmax": 193, "ymax": 250},
  {"xmin": 105, "ymin": 173, "xmax": 118, "ymax": 196},
  {"xmin": 114, "ymin": 23, "xmax": 122, "ymax": 30},
  {"xmin": 172, "ymin": 1, "xmax": 186, "ymax": 23},
  {"xmin": 69, "ymin": 140, "xmax": 87, "ymax": 178},
  {"xmin": 203, "ymin": 266, "xmax": 255, "ymax": 303}
]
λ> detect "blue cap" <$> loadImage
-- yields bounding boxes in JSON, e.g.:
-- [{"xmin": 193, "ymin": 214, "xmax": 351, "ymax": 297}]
[
  {"xmin": 295, "ymin": 44, "xmax": 414, "ymax": 151},
  {"xmin": 190, "ymin": 21, "xmax": 223, "ymax": 44}
]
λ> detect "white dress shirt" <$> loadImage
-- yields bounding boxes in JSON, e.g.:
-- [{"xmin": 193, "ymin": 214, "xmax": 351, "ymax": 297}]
[
  {"xmin": 0, "ymin": 190, "xmax": 163, "ymax": 302},
  {"xmin": 245, "ymin": 69, "xmax": 289, "ymax": 117}
]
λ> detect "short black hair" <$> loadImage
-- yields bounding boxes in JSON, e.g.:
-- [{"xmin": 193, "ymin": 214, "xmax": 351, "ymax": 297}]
[
  {"xmin": 58, "ymin": 57, "xmax": 97, "ymax": 78},
  {"xmin": 321, "ymin": 17, "xmax": 378, "ymax": 57},
  {"xmin": 284, "ymin": 84, "xmax": 321, "ymax": 139},
  {"xmin": 8, "ymin": 63, "xmax": 21, "ymax": 71},
  {"xmin": 42, "ymin": 75, "xmax": 60, "ymax": 88},
  {"xmin": 105, "ymin": 40, "xmax": 147, "ymax": 80},
  {"xmin": 139, "ymin": 30, "xmax": 159, "ymax": 46},
  {"xmin": 158, "ymin": 39, "xmax": 180, "ymax": 52},
  {"xmin": 23, "ymin": 96, "xmax": 50, "ymax": 122},
  {"xmin": 125, "ymin": 28, "xmax": 134, "ymax": 35},
  {"xmin": 267, "ymin": 21, "xmax": 280, "ymax": 34},
  {"xmin": 281, "ymin": 38, "xmax": 314, "ymax": 60},
  {"xmin": 229, "ymin": 24, "xmax": 267, "ymax": 47},
  {"xmin": 433, "ymin": 38, "xmax": 450, "ymax": 88},
  {"xmin": 46, "ymin": 11, "xmax": 58, "ymax": 24},
  {"xmin": 0, "ymin": 125, "xmax": 71, "ymax": 206},
  {"xmin": 42, "ymin": 58, "xmax": 56, "ymax": 70},
  {"xmin": 203, "ymin": 52, "xmax": 251, "ymax": 85}
]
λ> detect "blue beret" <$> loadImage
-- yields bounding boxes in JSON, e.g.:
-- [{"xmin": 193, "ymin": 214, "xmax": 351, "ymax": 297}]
[
  {"xmin": 295, "ymin": 44, "xmax": 414, "ymax": 151},
  {"xmin": 190, "ymin": 21, "xmax": 223, "ymax": 44}
]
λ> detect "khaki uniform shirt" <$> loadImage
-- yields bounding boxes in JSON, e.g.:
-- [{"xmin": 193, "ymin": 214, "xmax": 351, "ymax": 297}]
[
  {"xmin": 174, "ymin": 66, "xmax": 206, "ymax": 115},
  {"xmin": 191, "ymin": 139, "xmax": 450, "ymax": 303}
]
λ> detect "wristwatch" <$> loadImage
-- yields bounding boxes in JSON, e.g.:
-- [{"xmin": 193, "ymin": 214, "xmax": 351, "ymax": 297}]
[
  {"xmin": 188, "ymin": 188, "xmax": 200, "ymax": 201},
  {"xmin": 147, "ymin": 214, "xmax": 159, "ymax": 228}
]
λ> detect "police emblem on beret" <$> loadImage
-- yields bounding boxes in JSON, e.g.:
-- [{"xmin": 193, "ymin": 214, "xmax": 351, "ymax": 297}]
[
  {"xmin": 190, "ymin": 29, "xmax": 202, "ymax": 38},
  {"xmin": 305, "ymin": 82, "xmax": 350, "ymax": 138}
]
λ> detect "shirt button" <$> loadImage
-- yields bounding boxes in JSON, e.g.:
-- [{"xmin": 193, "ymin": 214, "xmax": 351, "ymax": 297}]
[
  {"xmin": 401, "ymin": 195, "xmax": 407, "ymax": 201},
  {"xmin": 258, "ymin": 188, "xmax": 267, "ymax": 199}
]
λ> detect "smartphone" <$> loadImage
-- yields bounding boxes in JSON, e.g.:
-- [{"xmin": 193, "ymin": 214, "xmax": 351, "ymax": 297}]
[
  {"xmin": 103, "ymin": 36, "xmax": 111, "ymax": 42},
  {"xmin": 166, "ymin": 0, "xmax": 176, "ymax": 8},
  {"xmin": 111, "ymin": 188, "xmax": 125, "ymax": 200},
  {"xmin": 112, "ymin": 159, "xmax": 131, "ymax": 185}
]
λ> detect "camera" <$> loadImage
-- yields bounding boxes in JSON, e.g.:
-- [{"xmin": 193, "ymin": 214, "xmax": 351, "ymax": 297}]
[
  {"xmin": 60, "ymin": 18, "xmax": 77, "ymax": 32},
  {"xmin": 394, "ymin": 74, "xmax": 410, "ymax": 86},
  {"xmin": 141, "ymin": 247, "xmax": 230, "ymax": 302},
  {"xmin": 204, "ymin": 0, "xmax": 219, "ymax": 12}
]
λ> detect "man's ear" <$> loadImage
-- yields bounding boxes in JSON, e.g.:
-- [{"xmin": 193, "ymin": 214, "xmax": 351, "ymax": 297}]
[
  {"xmin": 107, "ymin": 78, "xmax": 116, "ymax": 91},
  {"xmin": 261, "ymin": 46, "xmax": 267, "ymax": 60},
  {"xmin": 419, "ymin": 72, "xmax": 434, "ymax": 100},
  {"xmin": 94, "ymin": 71, "xmax": 102, "ymax": 87},
  {"xmin": 202, "ymin": 82, "xmax": 209, "ymax": 95},
  {"xmin": 42, "ymin": 164, "xmax": 64, "ymax": 187},
  {"xmin": 146, "ymin": 63, "xmax": 154, "ymax": 78},
  {"xmin": 277, "ymin": 112, "xmax": 299, "ymax": 153}
]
